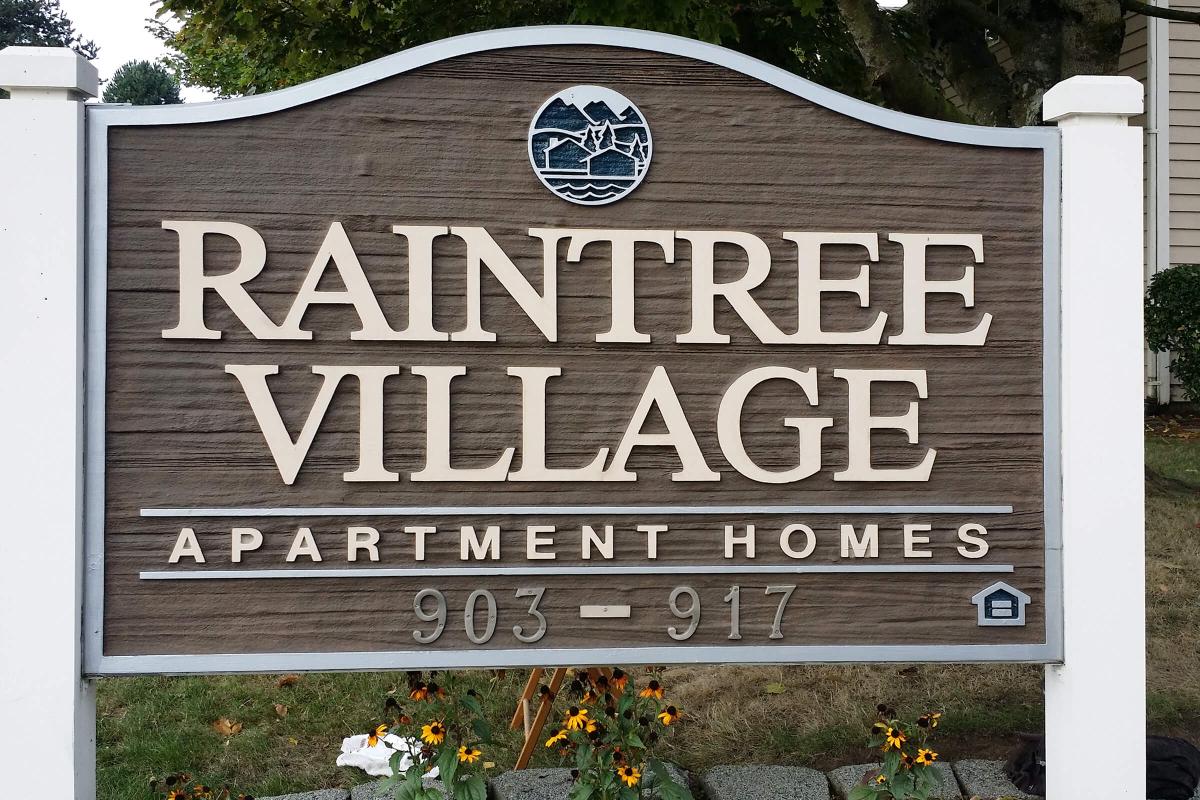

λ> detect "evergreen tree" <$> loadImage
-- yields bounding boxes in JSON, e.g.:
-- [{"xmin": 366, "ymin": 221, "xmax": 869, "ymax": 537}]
[{"xmin": 102, "ymin": 60, "xmax": 182, "ymax": 105}]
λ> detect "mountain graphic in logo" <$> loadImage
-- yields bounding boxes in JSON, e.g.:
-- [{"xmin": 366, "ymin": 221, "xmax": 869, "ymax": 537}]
[{"xmin": 528, "ymin": 85, "xmax": 652, "ymax": 206}]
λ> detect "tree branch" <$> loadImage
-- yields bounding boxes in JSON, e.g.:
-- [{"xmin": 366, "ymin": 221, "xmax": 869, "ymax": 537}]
[
  {"xmin": 922, "ymin": 1, "xmax": 1016, "ymax": 126},
  {"xmin": 1122, "ymin": 0, "xmax": 1200, "ymax": 24},
  {"xmin": 835, "ymin": 0, "xmax": 971, "ymax": 122}
]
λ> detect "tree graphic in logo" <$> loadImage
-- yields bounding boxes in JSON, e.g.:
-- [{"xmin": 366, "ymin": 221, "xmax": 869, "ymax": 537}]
[{"xmin": 528, "ymin": 85, "xmax": 652, "ymax": 206}]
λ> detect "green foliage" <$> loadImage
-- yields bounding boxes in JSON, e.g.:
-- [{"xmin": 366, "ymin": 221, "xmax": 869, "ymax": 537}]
[
  {"xmin": 0, "ymin": 0, "xmax": 96, "ymax": 98},
  {"xmin": 150, "ymin": 0, "xmax": 864, "ymax": 101},
  {"xmin": 102, "ymin": 59, "xmax": 183, "ymax": 105},
  {"xmin": 1146, "ymin": 264, "xmax": 1200, "ymax": 402},
  {"xmin": 148, "ymin": 0, "xmax": 1139, "ymax": 125}
]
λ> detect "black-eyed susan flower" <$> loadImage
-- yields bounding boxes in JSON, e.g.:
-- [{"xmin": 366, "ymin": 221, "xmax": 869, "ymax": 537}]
[
  {"xmin": 901, "ymin": 752, "xmax": 915, "ymax": 769},
  {"xmin": 875, "ymin": 774, "xmax": 887, "ymax": 785},
  {"xmin": 420, "ymin": 721, "xmax": 446, "ymax": 745},
  {"xmin": 639, "ymin": 680, "xmax": 664, "ymax": 699},
  {"xmin": 545, "ymin": 729, "xmax": 569, "ymax": 747},
  {"xmin": 871, "ymin": 721, "xmax": 889, "ymax": 735},
  {"xmin": 193, "ymin": 786, "xmax": 213, "ymax": 800},
  {"xmin": 611, "ymin": 669, "xmax": 628, "ymax": 690},
  {"xmin": 565, "ymin": 706, "xmax": 589, "ymax": 730},
  {"xmin": 366, "ymin": 723, "xmax": 388, "ymax": 748},
  {"xmin": 617, "ymin": 765, "xmax": 642, "ymax": 788},
  {"xmin": 884, "ymin": 727, "xmax": 906, "ymax": 751},
  {"xmin": 409, "ymin": 683, "xmax": 429, "ymax": 701},
  {"xmin": 585, "ymin": 718, "xmax": 599, "ymax": 734},
  {"xmin": 657, "ymin": 706, "xmax": 682, "ymax": 726},
  {"xmin": 166, "ymin": 791, "xmax": 189, "ymax": 800},
  {"xmin": 917, "ymin": 712, "xmax": 942, "ymax": 729},
  {"xmin": 458, "ymin": 745, "xmax": 482, "ymax": 764},
  {"xmin": 916, "ymin": 748, "xmax": 938, "ymax": 766}
]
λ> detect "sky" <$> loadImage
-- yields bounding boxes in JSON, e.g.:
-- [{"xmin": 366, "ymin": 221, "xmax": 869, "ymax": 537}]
[{"xmin": 58, "ymin": 0, "xmax": 216, "ymax": 102}]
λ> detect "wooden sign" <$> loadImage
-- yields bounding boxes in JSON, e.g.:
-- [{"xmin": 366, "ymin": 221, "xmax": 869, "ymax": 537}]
[{"xmin": 83, "ymin": 28, "xmax": 1061, "ymax": 674}]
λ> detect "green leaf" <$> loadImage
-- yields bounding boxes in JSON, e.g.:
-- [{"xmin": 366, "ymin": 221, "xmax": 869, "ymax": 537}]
[
  {"xmin": 436, "ymin": 747, "xmax": 459, "ymax": 786},
  {"xmin": 470, "ymin": 718, "xmax": 491, "ymax": 745},
  {"xmin": 569, "ymin": 781, "xmax": 595, "ymax": 800},
  {"xmin": 847, "ymin": 786, "xmax": 876, "ymax": 800},
  {"xmin": 455, "ymin": 774, "xmax": 487, "ymax": 800},
  {"xmin": 647, "ymin": 758, "xmax": 693, "ymax": 800},
  {"xmin": 460, "ymin": 695, "xmax": 484, "ymax": 715}
]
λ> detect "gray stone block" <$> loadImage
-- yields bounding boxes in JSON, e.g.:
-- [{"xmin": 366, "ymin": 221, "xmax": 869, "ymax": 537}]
[
  {"xmin": 951, "ymin": 759, "xmax": 1040, "ymax": 800},
  {"xmin": 489, "ymin": 764, "xmax": 690, "ymax": 800},
  {"xmin": 258, "ymin": 791, "xmax": 351, "ymax": 800},
  {"xmin": 350, "ymin": 777, "xmax": 445, "ymax": 799},
  {"xmin": 828, "ymin": 762, "xmax": 960, "ymax": 800},
  {"xmin": 489, "ymin": 768, "xmax": 574, "ymax": 800},
  {"xmin": 701, "ymin": 764, "xmax": 830, "ymax": 800}
]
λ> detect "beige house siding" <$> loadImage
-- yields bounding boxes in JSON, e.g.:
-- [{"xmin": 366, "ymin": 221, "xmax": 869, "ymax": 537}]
[
  {"xmin": 1169, "ymin": 5, "xmax": 1200, "ymax": 265},
  {"xmin": 1119, "ymin": 15, "xmax": 1152, "ymax": 278}
]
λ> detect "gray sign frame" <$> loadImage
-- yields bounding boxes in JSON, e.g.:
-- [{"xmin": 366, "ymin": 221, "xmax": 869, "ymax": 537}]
[{"xmin": 81, "ymin": 25, "xmax": 1063, "ymax": 676}]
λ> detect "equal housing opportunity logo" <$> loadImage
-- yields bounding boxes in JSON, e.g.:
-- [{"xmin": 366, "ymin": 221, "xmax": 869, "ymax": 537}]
[{"xmin": 528, "ymin": 85, "xmax": 652, "ymax": 205}]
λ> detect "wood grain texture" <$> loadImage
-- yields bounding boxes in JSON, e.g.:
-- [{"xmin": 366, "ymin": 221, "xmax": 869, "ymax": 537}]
[{"xmin": 101, "ymin": 45, "xmax": 1048, "ymax": 661}]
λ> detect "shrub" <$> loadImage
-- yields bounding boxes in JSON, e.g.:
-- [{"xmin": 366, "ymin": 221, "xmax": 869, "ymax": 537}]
[{"xmin": 1146, "ymin": 264, "xmax": 1200, "ymax": 402}]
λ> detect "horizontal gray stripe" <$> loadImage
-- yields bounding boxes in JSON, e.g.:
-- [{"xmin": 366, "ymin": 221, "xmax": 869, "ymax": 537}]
[
  {"xmin": 87, "ymin": 638, "xmax": 1060, "ymax": 676},
  {"xmin": 140, "ymin": 504, "xmax": 1014, "ymax": 518},
  {"xmin": 140, "ymin": 563, "xmax": 1014, "ymax": 580}
]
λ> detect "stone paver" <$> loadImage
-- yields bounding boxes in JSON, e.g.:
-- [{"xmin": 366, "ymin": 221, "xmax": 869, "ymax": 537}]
[
  {"xmin": 701, "ymin": 764, "xmax": 829, "ymax": 800},
  {"xmin": 259, "ymin": 791, "xmax": 350, "ymax": 800},
  {"xmin": 350, "ymin": 777, "xmax": 444, "ymax": 799},
  {"xmin": 489, "ymin": 764, "xmax": 689, "ymax": 799},
  {"xmin": 952, "ymin": 759, "xmax": 1040, "ymax": 800},
  {"xmin": 828, "ymin": 762, "xmax": 960, "ymax": 800},
  {"xmin": 490, "ymin": 768, "xmax": 574, "ymax": 800}
]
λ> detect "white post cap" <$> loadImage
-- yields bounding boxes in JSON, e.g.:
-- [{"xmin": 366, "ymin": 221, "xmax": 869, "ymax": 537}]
[
  {"xmin": 1042, "ymin": 75, "xmax": 1143, "ymax": 122},
  {"xmin": 0, "ymin": 46, "xmax": 98, "ymax": 99}
]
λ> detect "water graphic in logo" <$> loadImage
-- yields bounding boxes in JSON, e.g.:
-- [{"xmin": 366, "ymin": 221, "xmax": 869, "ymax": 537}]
[{"xmin": 528, "ymin": 85, "xmax": 652, "ymax": 206}]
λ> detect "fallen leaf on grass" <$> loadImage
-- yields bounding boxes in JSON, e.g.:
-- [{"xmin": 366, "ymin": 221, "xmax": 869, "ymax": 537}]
[
  {"xmin": 287, "ymin": 737, "xmax": 299, "ymax": 747},
  {"xmin": 764, "ymin": 683, "xmax": 786, "ymax": 694},
  {"xmin": 277, "ymin": 674, "xmax": 302, "ymax": 688},
  {"xmin": 212, "ymin": 717, "xmax": 243, "ymax": 737},
  {"xmin": 274, "ymin": 703, "xmax": 288, "ymax": 717}
]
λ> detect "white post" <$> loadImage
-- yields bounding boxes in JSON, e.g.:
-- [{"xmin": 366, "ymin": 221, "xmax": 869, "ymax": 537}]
[
  {"xmin": 0, "ymin": 47, "xmax": 98, "ymax": 799},
  {"xmin": 1043, "ymin": 76, "xmax": 1145, "ymax": 798}
]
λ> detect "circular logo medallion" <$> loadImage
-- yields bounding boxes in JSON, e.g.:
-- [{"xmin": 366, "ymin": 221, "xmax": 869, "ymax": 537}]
[{"xmin": 528, "ymin": 85, "xmax": 652, "ymax": 206}]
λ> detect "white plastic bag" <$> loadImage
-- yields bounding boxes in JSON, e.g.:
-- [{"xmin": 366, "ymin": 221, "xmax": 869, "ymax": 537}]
[{"xmin": 335, "ymin": 733, "xmax": 440, "ymax": 779}]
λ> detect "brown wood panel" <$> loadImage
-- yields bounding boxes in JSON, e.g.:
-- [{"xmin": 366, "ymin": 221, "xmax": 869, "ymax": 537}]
[{"xmin": 102, "ymin": 45, "xmax": 1047, "ymax": 662}]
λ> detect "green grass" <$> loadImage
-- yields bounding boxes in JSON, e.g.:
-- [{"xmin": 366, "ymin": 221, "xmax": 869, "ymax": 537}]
[{"xmin": 98, "ymin": 431, "xmax": 1200, "ymax": 799}]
